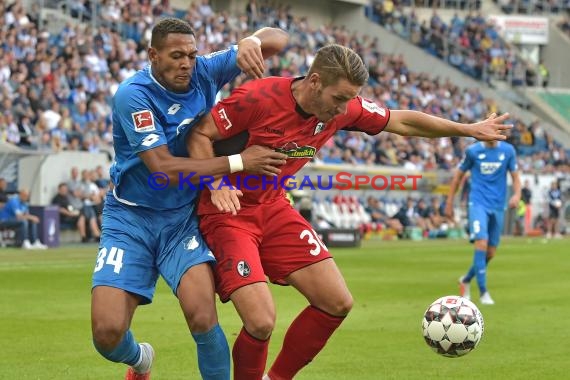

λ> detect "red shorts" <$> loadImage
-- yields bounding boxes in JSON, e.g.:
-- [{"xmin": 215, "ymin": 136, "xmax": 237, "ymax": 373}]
[{"xmin": 199, "ymin": 197, "xmax": 332, "ymax": 302}]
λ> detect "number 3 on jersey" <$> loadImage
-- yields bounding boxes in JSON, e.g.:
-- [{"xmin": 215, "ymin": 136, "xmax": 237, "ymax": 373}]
[
  {"xmin": 94, "ymin": 247, "xmax": 124, "ymax": 274},
  {"xmin": 300, "ymin": 229, "xmax": 327, "ymax": 256}
]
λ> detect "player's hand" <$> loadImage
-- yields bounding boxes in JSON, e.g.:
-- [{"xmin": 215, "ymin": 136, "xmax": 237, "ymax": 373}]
[
  {"xmin": 237, "ymin": 37, "xmax": 265, "ymax": 79},
  {"xmin": 241, "ymin": 145, "xmax": 287, "ymax": 176},
  {"xmin": 469, "ymin": 113, "xmax": 513, "ymax": 141},
  {"xmin": 508, "ymin": 195, "xmax": 520, "ymax": 209},
  {"xmin": 211, "ymin": 187, "xmax": 243, "ymax": 216}
]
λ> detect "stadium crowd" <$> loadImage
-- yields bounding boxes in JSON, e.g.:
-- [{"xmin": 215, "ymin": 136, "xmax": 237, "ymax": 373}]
[{"xmin": 0, "ymin": 0, "xmax": 568, "ymax": 245}]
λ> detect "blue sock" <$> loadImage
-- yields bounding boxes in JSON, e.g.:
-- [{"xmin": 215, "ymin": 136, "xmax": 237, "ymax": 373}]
[
  {"xmin": 192, "ymin": 324, "xmax": 230, "ymax": 380},
  {"xmin": 473, "ymin": 249, "xmax": 487, "ymax": 294},
  {"xmin": 464, "ymin": 266, "xmax": 476, "ymax": 282},
  {"xmin": 94, "ymin": 329, "xmax": 141, "ymax": 366}
]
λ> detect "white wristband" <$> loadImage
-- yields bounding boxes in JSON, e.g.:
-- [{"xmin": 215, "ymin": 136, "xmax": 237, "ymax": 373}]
[
  {"xmin": 228, "ymin": 154, "xmax": 244, "ymax": 173},
  {"xmin": 244, "ymin": 35, "xmax": 261, "ymax": 47}
]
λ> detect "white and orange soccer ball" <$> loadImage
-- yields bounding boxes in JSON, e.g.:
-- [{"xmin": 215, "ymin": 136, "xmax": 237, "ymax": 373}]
[{"xmin": 421, "ymin": 295, "xmax": 484, "ymax": 358}]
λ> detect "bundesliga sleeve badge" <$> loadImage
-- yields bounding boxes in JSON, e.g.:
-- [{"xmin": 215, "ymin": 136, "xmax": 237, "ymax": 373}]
[{"xmin": 132, "ymin": 110, "xmax": 156, "ymax": 133}]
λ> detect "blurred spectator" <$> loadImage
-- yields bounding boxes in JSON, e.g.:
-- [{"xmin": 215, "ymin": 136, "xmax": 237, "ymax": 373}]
[
  {"xmin": 0, "ymin": 189, "xmax": 47, "ymax": 249},
  {"xmin": 51, "ymin": 182, "xmax": 88, "ymax": 242}
]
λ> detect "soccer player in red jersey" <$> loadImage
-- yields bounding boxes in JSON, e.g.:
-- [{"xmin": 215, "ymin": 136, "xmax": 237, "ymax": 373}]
[{"xmin": 187, "ymin": 44, "xmax": 512, "ymax": 380}]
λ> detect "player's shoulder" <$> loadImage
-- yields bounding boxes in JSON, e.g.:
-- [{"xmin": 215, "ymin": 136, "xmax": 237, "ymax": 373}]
[
  {"xmin": 466, "ymin": 142, "xmax": 483, "ymax": 154},
  {"xmin": 499, "ymin": 141, "xmax": 517, "ymax": 154},
  {"xmin": 115, "ymin": 68, "xmax": 153, "ymax": 98}
]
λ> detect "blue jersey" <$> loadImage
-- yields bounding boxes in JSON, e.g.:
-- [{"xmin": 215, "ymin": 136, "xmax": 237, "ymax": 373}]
[
  {"xmin": 0, "ymin": 195, "xmax": 27, "ymax": 221},
  {"xmin": 110, "ymin": 46, "xmax": 241, "ymax": 210},
  {"xmin": 459, "ymin": 141, "xmax": 517, "ymax": 210}
]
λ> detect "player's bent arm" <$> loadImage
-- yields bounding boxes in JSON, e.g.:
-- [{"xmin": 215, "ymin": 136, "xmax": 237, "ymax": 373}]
[
  {"xmin": 187, "ymin": 114, "xmax": 287, "ymax": 176},
  {"xmin": 384, "ymin": 110, "xmax": 511, "ymax": 140},
  {"xmin": 139, "ymin": 145, "xmax": 232, "ymax": 185},
  {"xmin": 237, "ymin": 28, "xmax": 289, "ymax": 78},
  {"xmin": 249, "ymin": 27, "xmax": 289, "ymax": 59}
]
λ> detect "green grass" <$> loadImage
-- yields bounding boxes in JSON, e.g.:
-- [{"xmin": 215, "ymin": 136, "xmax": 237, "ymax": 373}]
[{"xmin": 1, "ymin": 238, "xmax": 569, "ymax": 379}]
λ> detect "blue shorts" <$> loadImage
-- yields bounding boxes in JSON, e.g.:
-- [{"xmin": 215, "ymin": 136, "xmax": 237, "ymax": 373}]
[
  {"xmin": 468, "ymin": 205, "xmax": 504, "ymax": 247},
  {"xmin": 92, "ymin": 195, "xmax": 215, "ymax": 304}
]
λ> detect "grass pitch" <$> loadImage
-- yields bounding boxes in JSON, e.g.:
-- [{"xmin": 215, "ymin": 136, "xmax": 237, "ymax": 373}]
[{"xmin": 1, "ymin": 237, "xmax": 569, "ymax": 379}]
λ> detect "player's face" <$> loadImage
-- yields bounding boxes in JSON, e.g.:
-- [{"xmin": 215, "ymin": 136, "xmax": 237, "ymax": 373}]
[
  {"xmin": 310, "ymin": 77, "xmax": 361, "ymax": 122},
  {"xmin": 149, "ymin": 33, "xmax": 198, "ymax": 93}
]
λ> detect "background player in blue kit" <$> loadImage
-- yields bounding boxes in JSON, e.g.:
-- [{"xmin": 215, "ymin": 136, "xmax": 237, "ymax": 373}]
[
  {"xmin": 445, "ymin": 140, "xmax": 521, "ymax": 305},
  {"xmin": 90, "ymin": 18, "xmax": 288, "ymax": 380}
]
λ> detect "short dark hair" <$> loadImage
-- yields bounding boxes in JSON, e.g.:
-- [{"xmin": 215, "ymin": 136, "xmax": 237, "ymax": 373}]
[{"xmin": 150, "ymin": 18, "xmax": 195, "ymax": 49}]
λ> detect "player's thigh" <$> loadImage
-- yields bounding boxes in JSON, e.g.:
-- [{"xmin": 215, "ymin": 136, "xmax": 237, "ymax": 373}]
[
  {"xmin": 157, "ymin": 211, "xmax": 216, "ymax": 299},
  {"xmin": 260, "ymin": 200, "xmax": 333, "ymax": 284},
  {"xmin": 286, "ymin": 258, "xmax": 353, "ymax": 316},
  {"xmin": 92, "ymin": 205, "xmax": 159, "ymax": 305},
  {"xmin": 487, "ymin": 210, "xmax": 505, "ymax": 247},
  {"xmin": 468, "ymin": 205, "xmax": 489, "ymax": 241},
  {"xmin": 200, "ymin": 213, "xmax": 266, "ymax": 303}
]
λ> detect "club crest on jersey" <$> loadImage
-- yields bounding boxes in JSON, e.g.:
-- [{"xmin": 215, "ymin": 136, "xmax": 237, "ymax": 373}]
[
  {"xmin": 313, "ymin": 122, "xmax": 325, "ymax": 135},
  {"xmin": 275, "ymin": 142, "xmax": 317, "ymax": 159},
  {"xmin": 183, "ymin": 236, "xmax": 200, "ymax": 251},
  {"xmin": 237, "ymin": 260, "xmax": 251, "ymax": 277},
  {"xmin": 132, "ymin": 110, "xmax": 155, "ymax": 133}
]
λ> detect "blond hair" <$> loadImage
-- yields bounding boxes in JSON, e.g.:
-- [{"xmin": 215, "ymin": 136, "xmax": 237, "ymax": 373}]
[{"xmin": 308, "ymin": 44, "xmax": 369, "ymax": 87}]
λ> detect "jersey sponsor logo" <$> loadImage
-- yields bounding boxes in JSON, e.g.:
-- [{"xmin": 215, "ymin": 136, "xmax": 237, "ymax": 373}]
[
  {"xmin": 313, "ymin": 122, "xmax": 325, "ymax": 135},
  {"xmin": 237, "ymin": 260, "xmax": 251, "ymax": 277},
  {"xmin": 167, "ymin": 103, "xmax": 181, "ymax": 115},
  {"xmin": 361, "ymin": 98, "xmax": 386, "ymax": 116},
  {"xmin": 132, "ymin": 110, "xmax": 156, "ymax": 132},
  {"xmin": 480, "ymin": 162, "xmax": 502, "ymax": 175},
  {"xmin": 183, "ymin": 236, "xmax": 200, "ymax": 251},
  {"xmin": 275, "ymin": 142, "xmax": 317, "ymax": 159}
]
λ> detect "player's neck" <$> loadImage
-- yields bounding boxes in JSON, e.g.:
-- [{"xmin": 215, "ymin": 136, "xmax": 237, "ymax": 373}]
[
  {"xmin": 484, "ymin": 141, "xmax": 499, "ymax": 148},
  {"xmin": 291, "ymin": 78, "xmax": 314, "ymax": 116}
]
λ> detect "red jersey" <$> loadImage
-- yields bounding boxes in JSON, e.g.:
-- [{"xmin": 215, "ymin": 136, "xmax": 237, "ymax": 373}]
[{"xmin": 198, "ymin": 76, "xmax": 390, "ymax": 215}]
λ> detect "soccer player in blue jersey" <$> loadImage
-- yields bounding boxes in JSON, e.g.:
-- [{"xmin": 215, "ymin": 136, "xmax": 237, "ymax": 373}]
[
  {"xmin": 90, "ymin": 18, "xmax": 288, "ymax": 380},
  {"xmin": 445, "ymin": 140, "xmax": 521, "ymax": 305}
]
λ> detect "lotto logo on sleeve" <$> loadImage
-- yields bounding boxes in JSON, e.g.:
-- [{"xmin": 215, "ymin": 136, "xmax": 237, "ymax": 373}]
[{"xmin": 132, "ymin": 110, "xmax": 156, "ymax": 133}]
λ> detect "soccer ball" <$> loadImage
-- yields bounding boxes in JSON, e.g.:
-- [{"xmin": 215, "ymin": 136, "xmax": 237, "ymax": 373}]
[{"xmin": 421, "ymin": 295, "xmax": 484, "ymax": 358}]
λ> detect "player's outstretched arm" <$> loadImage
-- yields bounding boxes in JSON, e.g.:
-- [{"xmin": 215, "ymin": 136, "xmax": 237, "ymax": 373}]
[
  {"xmin": 385, "ymin": 110, "xmax": 513, "ymax": 140},
  {"xmin": 237, "ymin": 27, "xmax": 289, "ymax": 78}
]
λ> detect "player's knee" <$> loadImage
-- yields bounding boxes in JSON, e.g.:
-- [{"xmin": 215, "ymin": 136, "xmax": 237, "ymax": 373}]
[
  {"xmin": 319, "ymin": 292, "xmax": 354, "ymax": 317},
  {"xmin": 244, "ymin": 313, "xmax": 276, "ymax": 340},
  {"xmin": 331, "ymin": 293, "xmax": 354, "ymax": 316},
  {"xmin": 92, "ymin": 320, "xmax": 127, "ymax": 351},
  {"xmin": 185, "ymin": 310, "xmax": 218, "ymax": 334},
  {"xmin": 474, "ymin": 240, "xmax": 488, "ymax": 251}
]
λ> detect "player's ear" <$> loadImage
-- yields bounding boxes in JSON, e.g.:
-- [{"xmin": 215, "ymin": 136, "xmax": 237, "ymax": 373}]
[
  {"xmin": 148, "ymin": 47, "xmax": 158, "ymax": 65},
  {"xmin": 308, "ymin": 73, "xmax": 321, "ymax": 90}
]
